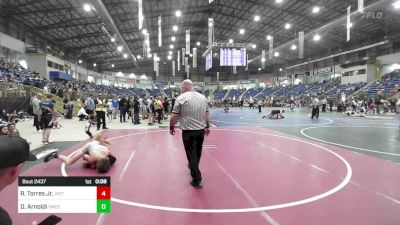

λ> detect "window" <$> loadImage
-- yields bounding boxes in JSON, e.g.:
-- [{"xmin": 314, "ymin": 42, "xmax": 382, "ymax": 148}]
[
  {"xmin": 47, "ymin": 60, "xmax": 52, "ymax": 68},
  {"xmin": 357, "ymin": 69, "xmax": 366, "ymax": 75}
]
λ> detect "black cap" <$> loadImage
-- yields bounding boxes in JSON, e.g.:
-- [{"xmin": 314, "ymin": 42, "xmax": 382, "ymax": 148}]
[{"xmin": 0, "ymin": 136, "xmax": 37, "ymax": 169}]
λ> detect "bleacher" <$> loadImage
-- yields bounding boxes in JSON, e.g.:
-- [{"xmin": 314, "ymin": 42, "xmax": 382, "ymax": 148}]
[
  {"xmin": 242, "ymin": 88, "xmax": 261, "ymax": 100},
  {"xmin": 213, "ymin": 90, "xmax": 227, "ymax": 101},
  {"xmin": 164, "ymin": 89, "xmax": 172, "ymax": 98},
  {"xmin": 226, "ymin": 89, "xmax": 241, "ymax": 100},
  {"xmin": 367, "ymin": 72, "xmax": 400, "ymax": 97},
  {"xmin": 254, "ymin": 87, "xmax": 277, "ymax": 100},
  {"xmin": 146, "ymin": 89, "xmax": 161, "ymax": 97},
  {"xmin": 326, "ymin": 82, "xmax": 366, "ymax": 97}
]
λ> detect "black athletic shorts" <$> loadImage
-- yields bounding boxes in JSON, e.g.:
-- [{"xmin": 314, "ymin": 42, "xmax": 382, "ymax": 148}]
[{"xmin": 41, "ymin": 114, "xmax": 53, "ymax": 129}]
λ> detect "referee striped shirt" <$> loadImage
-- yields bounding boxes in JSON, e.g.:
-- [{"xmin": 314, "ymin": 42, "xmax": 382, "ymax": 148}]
[{"xmin": 172, "ymin": 91, "xmax": 209, "ymax": 130}]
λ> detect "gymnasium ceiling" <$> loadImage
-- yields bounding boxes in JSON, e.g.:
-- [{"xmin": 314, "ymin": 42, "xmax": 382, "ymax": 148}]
[{"xmin": 0, "ymin": 0, "xmax": 399, "ymax": 75}]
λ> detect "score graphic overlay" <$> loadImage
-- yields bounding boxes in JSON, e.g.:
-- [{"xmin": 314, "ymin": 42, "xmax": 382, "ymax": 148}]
[
  {"xmin": 18, "ymin": 177, "xmax": 111, "ymax": 213},
  {"xmin": 220, "ymin": 48, "xmax": 246, "ymax": 67}
]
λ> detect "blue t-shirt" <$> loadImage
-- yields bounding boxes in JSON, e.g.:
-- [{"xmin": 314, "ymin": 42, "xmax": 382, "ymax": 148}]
[
  {"xmin": 111, "ymin": 99, "xmax": 119, "ymax": 109},
  {"xmin": 86, "ymin": 98, "xmax": 95, "ymax": 110}
]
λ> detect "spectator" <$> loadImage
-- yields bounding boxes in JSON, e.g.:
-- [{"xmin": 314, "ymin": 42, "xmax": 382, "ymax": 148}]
[
  {"xmin": 119, "ymin": 95, "xmax": 128, "ymax": 123},
  {"xmin": 0, "ymin": 125, "xmax": 8, "ymax": 136},
  {"xmin": 7, "ymin": 123, "xmax": 20, "ymax": 137},
  {"xmin": 95, "ymin": 95, "xmax": 108, "ymax": 130},
  {"xmin": 77, "ymin": 107, "xmax": 89, "ymax": 121},
  {"xmin": 39, "ymin": 94, "xmax": 55, "ymax": 144},
  {"xmin": 0, "ymin": 136, "xmax": 37, "ymax": 225},
  {"xmin": 31, "ymin": 93, "xmax": 43, "ymax": 132},
  {"xmin": 0, "ymin": 110, "xmax": 8, "ymax": 122}
]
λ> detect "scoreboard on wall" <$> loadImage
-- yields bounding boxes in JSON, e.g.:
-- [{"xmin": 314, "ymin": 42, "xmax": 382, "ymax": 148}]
[
  {"xmin": 220, "ymin": 48, "xmax": 247, "ymax": 67},
  {"xmin": 18, "ymin": 176, "xmax": 111, "ymax": 213}
]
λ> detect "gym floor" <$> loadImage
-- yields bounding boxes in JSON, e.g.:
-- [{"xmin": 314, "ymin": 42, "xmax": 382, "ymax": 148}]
[{"xmin": 1, "ymin": 107, "xmax": 399, "ymax": 225}]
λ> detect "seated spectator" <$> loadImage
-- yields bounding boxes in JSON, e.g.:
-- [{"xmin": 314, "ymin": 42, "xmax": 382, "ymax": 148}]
[
  {"xmin": 0, "ymin": 110, "xmax": 7, "ymax": 122},
  {"xmin": 0, "ymin": 125, "xmax": 8, "ymax": 135},
  {"xmin": 7, "ymin": 123, "xmax": 19, "ymax": 137},
  {"xmin": 78, "ymin": 107, "xmax": 89, "ymax": 121}
]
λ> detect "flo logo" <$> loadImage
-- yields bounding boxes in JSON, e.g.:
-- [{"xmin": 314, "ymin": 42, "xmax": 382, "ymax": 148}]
[{"xmin": 361, "ymin": 11, "xmax": 384, "ymax": 19}]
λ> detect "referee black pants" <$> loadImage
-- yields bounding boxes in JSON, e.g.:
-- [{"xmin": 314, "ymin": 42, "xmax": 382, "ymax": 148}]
[
  {"xmin": 182, "ymin": 130, "xmax": 204, "ymax": 183},
  {"xmin": 96, "ymin": 111, "xmax": 106, "ymax": 129}
]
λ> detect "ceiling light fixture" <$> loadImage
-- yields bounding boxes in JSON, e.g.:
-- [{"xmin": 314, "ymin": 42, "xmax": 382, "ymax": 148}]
[
  {"xmin": 83, "ymin": 4, "xmax": 92, "ymax": 12},
  {"xmin": 123, "ymin": 53, "xmax": 128, "ymax": 59},
  {"xmin": 285, "ymin": 23, "xmax": 291, "ymax": 29},
  {"xmin": 196, "ymin": 42, "xmax": 200, "ymax": 46},
  {"xmin": 172, "ymin": 25, "xmax": 178, "ymax": 31},
  {"xmin": 175, "ymin": 10, "xmax": 182, "ymax": 17},
  {"xmin": 312, "ymin": 6, "xmax": 321, "ymax": 13},
  {"xmin": 291, "ymin": 44, "xmax": 297, "ymax": 50},
  {"xmin": 274, "ymin": 52, "xmax": 280, "ymax": 57},
  {"xmin": 267, "ymin": 35, "xmax": 272, "ymax": 41},
  {"xmin": 239, "ymin": 28, "xmax": 245, "ymax": 34},
  {"xmin": 313, "ymin": 34, "xmax": 321, "ymax": 41},
  {"xmin": 111, "ymin": 64, "xmax": 114, "ymax": 68},
  {"xmin": 117, "ymin": 46, "xmax": 123, "ymax": 52},
  {"xmin": 229, "ymin": 39, "xmax": 234, "ymax": 44},
  {"xmin": 171, "ymin": 36, "xmax": 176, "ymax": 42},
  {"xmin": 393, "ymin": 0, "xmax": 400, "ymax": 9},
  {"xmin": 254, "ymin": 15, "xmax": 260, "ymax": 22}
]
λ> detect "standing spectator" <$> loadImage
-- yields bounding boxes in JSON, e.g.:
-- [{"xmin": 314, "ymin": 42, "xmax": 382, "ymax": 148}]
[
  {"xmin": 169, "ymin": 79, "xmax": 210, "ymax": 189},
  {"xmin": 85, "ymin": 94, "xmax": 96, "ymax": 120},
  {"xmin": 147, "ymin": 97, "xmax": 154, "ymax": 126},
  {"xmin": 389, "ymin": 98, "xmax": 397, "ymax": 114},
  {"xmin": 311, "ymin": 97, "xmax": 320, "ymax": 119},
  {"xmin": 132, "ymin": 96, "xmax": 141, "ymax": 125},
  {"xmin": 31, "ymin": 93, "xmax": 43, "ymax": 132},
  {"xmin": 321, "ymin": 98, "xmax": 327, "ymax": 112},
  {"xmin": 119, "ymin": 95, "xmax": 128, "ymax": 123},
  {"xmin": 155, "ymin": 97, "xmax": 163, "ymax": 124},
  {"xmin": 375, "ymin": 93, "xmax": 384, "ymax": 114},
  {"xmin": 95, "ymin": 95, "xmax": 108, "ymax": 130},
  {"xmin": 163, "ymin": 97, "xmax": 170, "ymax": 119},
  {"xmin": 39, "ymin": 94, "xmax": 55, "ymax": 144},
  {"xmin": 111, "ymin": 96, "xmax": 119, "ymax": 120},
  {"xmin": 0, "ymin": 136, "xmax": 37, "ymax": 225},
  {"xmin": 140, "ymin": 97, "xmax": 148, "ymax": 120},
  {"xmin": 257, "ymin": 99, "xmax": 263, "ymax": 113},
  {"xmin": 106, "ymin": 99, "xmax": 113, "ymax": 123}
]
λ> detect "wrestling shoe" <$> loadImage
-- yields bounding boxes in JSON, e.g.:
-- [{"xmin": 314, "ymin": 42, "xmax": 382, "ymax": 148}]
[
  {"xmin": 44, "ymin": 151, "xmax": 59, "ymax": 163},
  {"xmin": 190, "ymin": 181, "xmax": 203, "ymax": 189}
]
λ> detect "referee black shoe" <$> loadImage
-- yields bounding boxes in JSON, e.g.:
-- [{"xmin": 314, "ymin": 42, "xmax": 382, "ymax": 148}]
[{"xmin": 190, "ymin": 181, "xmax": 203, "ymax": 189}]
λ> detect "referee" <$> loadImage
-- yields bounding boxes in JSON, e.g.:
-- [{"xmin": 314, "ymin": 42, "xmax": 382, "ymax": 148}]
[{"xmin": 170, "ymin": 79, "xmax": 210, "ymax": 189}]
